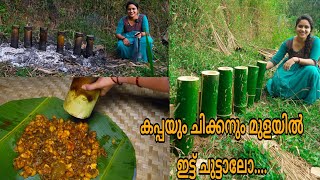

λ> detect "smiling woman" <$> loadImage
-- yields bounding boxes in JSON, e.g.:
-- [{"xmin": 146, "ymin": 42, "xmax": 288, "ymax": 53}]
[
  {"xmin": 115, "ymin": 1, "xmax": 154, "ymax": 62},
  {"xmin": 265, "ymin": 14, "xmax": 320, "ymax": 104}
]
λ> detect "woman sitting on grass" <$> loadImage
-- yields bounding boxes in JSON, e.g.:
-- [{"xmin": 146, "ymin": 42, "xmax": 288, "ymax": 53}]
[
  {"xmin": 115, "ymin": 1, "xmax": 153, "ymax": 62},
  {"xmin": 266, "ymin": 14, "xmax": 320, "ymax": 104}
]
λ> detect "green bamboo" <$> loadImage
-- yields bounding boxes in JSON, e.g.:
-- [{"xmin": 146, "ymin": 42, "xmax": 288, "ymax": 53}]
[
  {"xmin": 255, "ymin": 61, "xmax": 267, "ymax": 102},
  {"xmin": 247, "ymin": 65, "xmax": 259, "ymax": 107},
  {"xmin": 200, "ymin": 70, "xmax": 220, "ymax": 121},
  {"xmin": 234, "ymin": 66, "xmax": 248, "ymax": 114},
  {"xmin": 145, "ymin": 33, "xmax": 154, "ymax": 76},
  {"xmin": 174, "ymin": 76, "xmax": 199, "ymax": 155},
  {"xmin": 217, "ymin": 67, "xmax": 233, "ymax": 120}
]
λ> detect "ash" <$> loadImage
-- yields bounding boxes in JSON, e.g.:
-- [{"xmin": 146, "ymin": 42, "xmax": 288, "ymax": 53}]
[{"xmin": 0, "ymin": 43, "xmax": 108, "ymax": 76}]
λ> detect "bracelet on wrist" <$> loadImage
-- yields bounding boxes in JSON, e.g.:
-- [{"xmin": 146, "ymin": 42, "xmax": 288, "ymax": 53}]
[
  {"xmin": 111, "ymin": 77, "xmax": 122, "ymax": 85},
  {"xmin": 136, "ymin": 77, "xmax": 142, "ymax": 87},
  {"xmin": 121, "ymin": 37, "xmax": 126, "ymax": 40}
]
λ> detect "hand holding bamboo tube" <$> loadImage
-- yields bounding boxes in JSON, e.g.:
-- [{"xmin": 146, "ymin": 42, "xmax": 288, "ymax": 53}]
[{"xmin": 81, "ymin": 77, "xmax": 170, "ymax": 95}]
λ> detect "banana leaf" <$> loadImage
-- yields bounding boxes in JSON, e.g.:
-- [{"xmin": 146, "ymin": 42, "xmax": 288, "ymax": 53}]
[{"xmin": 0, "ymin": 97, "xmax": 136, "ymax": 180}]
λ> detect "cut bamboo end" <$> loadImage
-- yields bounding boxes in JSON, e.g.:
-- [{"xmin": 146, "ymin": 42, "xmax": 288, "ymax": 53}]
[
  {"xmin": 234, "ymin": 66, "xmax": 248, "ymax": 70},
  {"xmin": 257, "ymin": 60, "xmax": 267, "ymax": 64},
  {"xmin": 177, "ymin": 76, "xmax": 199, "ymax": 81},
  {"xmin": 201, "ymin": 70, "xmax": 220, "ymax": 76},
  {"xmin": 218, "ymin": 67, "xmax": 233, "ymax": 71}
]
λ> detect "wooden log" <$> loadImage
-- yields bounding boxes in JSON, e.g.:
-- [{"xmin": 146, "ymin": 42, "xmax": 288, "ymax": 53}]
[
  {"xmin": 217, "ymin": 67, "xmax": 233, "ymax": 119},
  {"xmin": 200, "ymin": 70, "xmax": 219, "ymax": 120},
  {"xmin": 174, "ymin": 76, "xmax": 199, "ymax": 155},
  {"xmin": 234, "ymin": 66, "xmax": 248, "ymax": 114},
  {"xmin": 247, "ymin": 65, "xmax": 259, "ymax": 107},
  {"xmin": 255, "ymin": 61, "xmax": 267, "ymax": 102}
]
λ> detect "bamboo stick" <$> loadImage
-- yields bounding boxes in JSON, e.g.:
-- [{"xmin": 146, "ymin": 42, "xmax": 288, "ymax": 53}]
[
  {"xmin": 24, "ymin": 25, "xmax": 32, "ymax": 48},
  {"xmin": 217, "ymin": 67, "xmax": 233, "ymax": 119},
  {"xmin": 255, "ymin": 61, "xmax": 267, "ymax": 102},
  {"xmin": 247, "ymin": 65, "xmax": 259, "ymax": 107},
  {"xmin": 174, "ymin": 76, "xmax": 199, "ymax": 155},
  {"xmin": 234, "ymin": 66, "xmax": 248, "ymax": 114},
  {"xmin": 39, "ymin": 27, "xmax": 48, "ymax": 51},
  {"xmin": 200, "ymin": 70, "xmax": 219, "ymax": 120},
  {"xmin": 10, "ymin": 25, "xmax": 19, "ymax": 48}
]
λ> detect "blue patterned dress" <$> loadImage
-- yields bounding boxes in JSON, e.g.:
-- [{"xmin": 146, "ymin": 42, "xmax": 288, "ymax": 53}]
[
  {"xmin": 116, "ymin": 14, "xmax": 153, "ymax": 62},
  {"xmin": 266, "ymin": 36, "xmax": 320, "ymax": 104}
]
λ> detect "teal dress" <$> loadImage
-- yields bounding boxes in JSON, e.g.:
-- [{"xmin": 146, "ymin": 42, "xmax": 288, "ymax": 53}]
[
  {"xmin": 266, "ymin": 36, "xmax": 320, "ymax": 104},
  {"xmin": 116, "ymin": 14, "xmax": 153, "ymax": 62}
]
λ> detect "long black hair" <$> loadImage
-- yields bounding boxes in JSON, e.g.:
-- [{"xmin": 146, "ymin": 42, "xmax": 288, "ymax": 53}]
[
  {"xmin": 126, "ymin": 1, "xmax": 139, "ymax": 10},
  {"xmin": 295, "ymin": 14, "xmax": 314, "ymax": 58}
]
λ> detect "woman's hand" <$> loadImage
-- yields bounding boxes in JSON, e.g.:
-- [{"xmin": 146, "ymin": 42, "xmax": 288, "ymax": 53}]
[
  {"xmin": 82, "ymin": 77, "xmax": 116, "ymax": 96},
  {"xmin": 123, "ymin": 38, "xmax": 130, "ymax": 46},
  {"xmin": 283, "ymin": 57, "xmax": 297, "ymax": 70},
  {"xmin": 135, "ymin": 32, "xmax": 142, "ymax": 38}
]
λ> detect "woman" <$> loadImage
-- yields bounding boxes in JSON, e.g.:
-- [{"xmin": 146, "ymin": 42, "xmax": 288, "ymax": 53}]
[
  {"xmin": 116, "ymin": 1, "xmax": 153, "ymax": 62},
  {"xmin": 266, "ymin": 14, "xmax": 320, "ymax": 104}
]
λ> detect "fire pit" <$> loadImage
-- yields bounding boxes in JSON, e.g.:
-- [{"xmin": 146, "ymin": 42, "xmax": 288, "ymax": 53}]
[{"xmin": 0, "ymin": 25, "xmax": 115, "ymax": 76}]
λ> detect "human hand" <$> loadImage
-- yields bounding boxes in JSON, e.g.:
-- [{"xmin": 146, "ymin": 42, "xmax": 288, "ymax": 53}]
[
  {"xmin": 134, "ymin": 32, "xmax": 141, "ymax": 38},
  {"xmin": 123, "ymin": 38, "xmax": 130, "ymax": 46},
  {"xmin": 283, "ymin": 57, "xmax": 296, "ymax": 70},
  {"xmin": 81, "ymin": 77, "xmax": 116, "ymax": 96}
]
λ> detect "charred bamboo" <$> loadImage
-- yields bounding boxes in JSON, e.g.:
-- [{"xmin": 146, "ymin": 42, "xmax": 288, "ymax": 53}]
[
  {"xmin": 57, "ymin": 31, "xmax": 65, "ymax": 53},
  {"xmin": 10, "ymin": 25, "xmax": 19, "ymax": 48},
  {"xmin": 73, "ymin": 32, "xmax": 83, "ymax": 56},
  {"xmin": 39, "ymin": 27, "xmax": 48, "ymax": 51},
  {"xmin": 85, "ymin": 35, "xmax": 94, "ymax": 57},
  {"xmin": 24, "ymin": 25, "xmax": 32, "ymax": 48}
]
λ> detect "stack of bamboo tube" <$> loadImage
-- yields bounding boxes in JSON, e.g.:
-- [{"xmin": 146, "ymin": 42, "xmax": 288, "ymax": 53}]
[{"xmin": 174, "ymin": 61, "xmax": 268, "ymax": 155}]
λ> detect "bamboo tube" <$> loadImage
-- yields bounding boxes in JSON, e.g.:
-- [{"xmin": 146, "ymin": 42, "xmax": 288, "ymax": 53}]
[
  {"xmin": 24, "ymin": 25, "xmax": 32, "ymax": 48},
  {"xmin": 217, "ymin": 67, "xmax": 233, "ymax": 120},
  {"xmin": 73, "ymin": 32, "xmax": 83, "ymax": 56},
  {"xmin": 255, "ymin": 61, "xmax": 267, "ymax": 102},
  {"xmin": 247, "ymin": 65, "xmax": 259, "ymax": 107},
  {"xmin": 57, "ymin": 31, "xmax": 65, "ymax": 53},
  {"xmin": 39, "ymin": 27, "xmax": 48, "ymax": 51},
  {"xmin": 200, "ymin": 70, "xmax": 219, "ymax": 120},
  {"xmin": 10, "ymin": 25, "xmax": 19, "ymax": 48},
  {"xmin": 234, "ymin": 66, "xmax": 248, "ymax": 115},
  {"xmin": 64, "ymin": 77, "xmax": 100, "ymax": 119},
  {"xmin": 174, "ymin": 76, "xmax": 199, "ymax": 155},
  {"xmin": 85, "ymin": 35, "xmax": 94, "ymax": 57}
]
